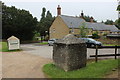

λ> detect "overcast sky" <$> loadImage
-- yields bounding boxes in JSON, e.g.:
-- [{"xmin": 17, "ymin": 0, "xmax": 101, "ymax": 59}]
[{"xmin": 2, "ymin": 0, "xmax": 119, "ymax": 22}]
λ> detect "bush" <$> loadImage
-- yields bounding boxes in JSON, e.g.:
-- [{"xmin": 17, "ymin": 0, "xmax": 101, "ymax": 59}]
[{"xmin": 92, "ymin": 32, "xmax": 100, "ymax": 39}]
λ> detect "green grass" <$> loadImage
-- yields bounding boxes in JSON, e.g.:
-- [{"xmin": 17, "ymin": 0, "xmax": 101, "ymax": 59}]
[
  {"xmin": 43, "ymin": 59, "xmax": 119, "ymax": 78},
  {"xmin": 103, "ymin": 44, "xmax": 120, "ymax": 46},
  {"xmin": 0, "ymin": 42, "xmax": 8, "ymax": 52},
  {"xmin": 0, "ymin": 42, "xmax": 21, "ymax": 52},
  {"xmin": 39, "ymin": 42, "xmax": 48, "ymax": 45}
]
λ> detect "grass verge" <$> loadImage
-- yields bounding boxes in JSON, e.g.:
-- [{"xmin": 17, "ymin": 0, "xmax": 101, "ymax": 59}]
[
  {"xmin": 39, "ymin": 42, "xmax": 48, "ymax": 45},
  {"xmin": 43, "ymin": 59, "xmax": 119, "ymax": 78},
  {"xmin": 103, "ymin": 44, "xmax": 120, "ymax": 46},
  {"xmin": 0, "ymin": 42, "xmax": 21, "ymax": 52}
]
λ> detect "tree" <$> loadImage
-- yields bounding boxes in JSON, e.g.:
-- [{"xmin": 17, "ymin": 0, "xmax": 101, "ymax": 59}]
[
  {"xmin": 115, "ymin": 19, "xmax": 120, "ymax": 29},
  {"xmin": 117, "ymin": 4, "xmax": 120, "ymax": 11},
  {"xmin": 79, "ymin": 22, "xmax": 88, "ymax": 38},
  {"xmin": 92, "ymin": 32, "xmax": 100, "ymax": 39},
  {"xmin": 104, "ymin": 19, "xmax": 114, "ymax": 25},
  {"xmin": 84, "ymin": 15, "xmax": 97, "ymax": 22},
  {"xmin": 115, "ymin": 1, "xmax": 120, "ymax": 29},
  {"xmin": 37, "ymin": 7, "xmax": 55, "ymax": 41},
  {"xmin": 2, "ymin": 3, "xmax": 38, "ymax": 41}
]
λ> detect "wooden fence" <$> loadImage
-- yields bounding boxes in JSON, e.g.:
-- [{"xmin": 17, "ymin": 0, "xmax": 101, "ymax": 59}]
[{"xmin": 90, "ymin": 45, "xmax": 120, "ymax": 62}]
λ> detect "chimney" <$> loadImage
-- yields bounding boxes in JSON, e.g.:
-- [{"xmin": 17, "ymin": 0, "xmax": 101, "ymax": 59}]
[
  {"xmin": 90, "ymin": 17, "xmax": 94, "ymax": 23},
  {"xmin": 80, "ymin": 10, "xmax": 84, "ymax": 19},
  {"xmin": 57, "ymin": 5, "xmax": 61, "ymax": 16}
]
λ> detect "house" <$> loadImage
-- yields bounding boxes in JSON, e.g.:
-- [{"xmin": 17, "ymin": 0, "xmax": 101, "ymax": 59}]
[{"xmin": 49, "ymin": 5, "xmax": 119, "ymax": 39}]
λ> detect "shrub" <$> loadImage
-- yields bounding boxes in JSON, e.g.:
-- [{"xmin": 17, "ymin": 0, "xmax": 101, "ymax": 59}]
[{"xmin": 92, "ymin": 32, "xmax": 100, "ymax": 39}]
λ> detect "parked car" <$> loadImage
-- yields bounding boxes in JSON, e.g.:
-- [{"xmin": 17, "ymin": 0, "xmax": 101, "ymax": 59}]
[
  {"xmin": 79, "ymin": 38, "xmax": 102, "ymax": 47},
  {"xmin": 48, "ymin": 39, "xmax": 58, "ymax": 46}
]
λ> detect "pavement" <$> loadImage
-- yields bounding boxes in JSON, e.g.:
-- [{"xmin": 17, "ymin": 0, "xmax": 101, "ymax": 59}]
[{"xmin": 1, "ymin": 43, "xmax": 119, "ymax": 78}]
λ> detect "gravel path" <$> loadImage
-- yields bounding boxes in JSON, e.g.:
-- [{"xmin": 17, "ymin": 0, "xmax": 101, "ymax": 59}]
[{"xmin": 2, "ymin": 51, "xmax": 52, "ymax": 78}]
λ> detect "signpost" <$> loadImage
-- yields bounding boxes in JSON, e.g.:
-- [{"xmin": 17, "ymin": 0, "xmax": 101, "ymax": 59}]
[{"xmin": 7, "ymin": 36, "xmax": 20, "ymax": 50}]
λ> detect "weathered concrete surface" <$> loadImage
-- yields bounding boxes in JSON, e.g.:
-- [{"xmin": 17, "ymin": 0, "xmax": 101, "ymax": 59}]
[
  {"xmin": 2, "ymin": 51, "xmax": 52, "ymax": 78},
  {"xmin": 21, "ymin": 44, "xmax": 53, "ymax": 59},
  {"xmin": 53, "ymin": 34, "xmax": 87, "ymax": 71}
]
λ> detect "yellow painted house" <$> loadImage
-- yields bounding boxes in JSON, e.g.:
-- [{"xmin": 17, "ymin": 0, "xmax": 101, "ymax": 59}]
[
  {"xmin": 49, "ymin": 15, "xmax": 118, "ymax": 39},
  {"xmin": 49, "ymin": 5, "xmax": 119, "ymax": 39}
]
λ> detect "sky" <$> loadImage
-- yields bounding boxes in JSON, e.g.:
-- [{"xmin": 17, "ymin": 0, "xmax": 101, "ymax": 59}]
[{"xmin": 1, "ymin": 0, "xmax": 119, "ymax": 22}]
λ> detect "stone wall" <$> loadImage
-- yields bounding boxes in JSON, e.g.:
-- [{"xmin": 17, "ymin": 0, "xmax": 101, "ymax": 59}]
[{"xmin": 53, "ymin": 34, "xmax": 87, "ymax": 71}]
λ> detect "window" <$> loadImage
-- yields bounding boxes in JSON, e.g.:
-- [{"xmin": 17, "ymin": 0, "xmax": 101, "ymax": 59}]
[{"xmin": 53, "ymin": 28, "xmax": 55, "ymax": 33}]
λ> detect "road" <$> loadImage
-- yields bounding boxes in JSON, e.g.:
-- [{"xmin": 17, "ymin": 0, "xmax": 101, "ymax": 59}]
[{"xmin": 21, "ymin": 43, "xmax": 118, "ymax": 59}]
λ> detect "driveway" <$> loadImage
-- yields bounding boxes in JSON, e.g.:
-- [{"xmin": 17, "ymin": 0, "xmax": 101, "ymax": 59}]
[
  {"xmin": 2, "ymin": 43, "xmax": 118, "ymax": 78},
  {"xmin": 21, "ymin": 43, "xmax": 117, "ymax": 59},
  {"xmin": 2, "ymin": 51, "xmax": 52, "ymax": 78}
]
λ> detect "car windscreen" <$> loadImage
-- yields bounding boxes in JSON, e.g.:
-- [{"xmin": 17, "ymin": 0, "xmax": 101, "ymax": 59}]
[
  {"xmin": 49, "ymin": 40, "xmax": 55, "ymax": 41},
  {"xmin": 88, "ymin": 38, "xmax": 96, "ymax": 41}
]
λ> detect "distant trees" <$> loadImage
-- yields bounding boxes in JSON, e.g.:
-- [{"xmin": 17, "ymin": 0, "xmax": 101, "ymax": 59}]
[
  {"xmin": 84, "ymin": 15, "xmax": 97, "ymax": 22},
  {"xmin": 2, "ymin": 3, "xmax": 38, "ymax": 41},
  {"xmin": 104, "ymin": 20, "xmax": 114, "ymax": 25},
  {"xmin": 101, "ymin": 19, "xmax": 120, "ymax": 29},
  {"xmin": 37, "ymin": 7, "xmax": 55, "ymax": 41}
]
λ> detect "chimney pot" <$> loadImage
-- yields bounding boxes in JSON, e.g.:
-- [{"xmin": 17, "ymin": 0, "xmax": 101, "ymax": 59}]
[
  {"xmin": 80, "ymin": 10, "xmax": 84, "ymax": 19},
  {"xmin": 57, "ymin": 5, "xmax": 61, "ymax": 16},
  {"xmin": 90, "ymin": 17, "xmax": 94, "ymax": 23}
]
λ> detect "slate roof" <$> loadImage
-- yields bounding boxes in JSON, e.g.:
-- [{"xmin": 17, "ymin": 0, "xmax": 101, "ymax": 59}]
[
  {"xmin": 60, "ymin": 15, "xmax": 119, "ymax": 32},
  {"xmin": 60, "ymin": 15, "xmax": 86, "ymax": 28}
]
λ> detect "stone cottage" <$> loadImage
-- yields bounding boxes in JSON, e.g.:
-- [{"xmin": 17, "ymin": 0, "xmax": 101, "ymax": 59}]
[{"xmin": 49, "ymin": 5, "xmax": 119, "ymax": 39}]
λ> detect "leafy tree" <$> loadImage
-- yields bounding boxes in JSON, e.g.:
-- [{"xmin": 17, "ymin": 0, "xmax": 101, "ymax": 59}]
[
  {"xmin": 37, "ymin": 7, "xmax": 55, "ymax": 41},
  {"xmin": 117, "ymin": 5, "xmax": 120, "ymax": 11},
  {"xmin": 104, "ymin": 19, "xmax": 114, "ymax": 25},
  {"xmin": 92, "ymin": 32, "xmax": 100, "ymax": 39},
  {"xmin": 115, "ymin": 19, "xmax": 120, "ymax": 29},
  {"xmin": 79, "ymin": 22, "xmax": 88, "ymax": 38},
  {"xmin": 116, "ymin": 1, "xmax": 120, "ymax": 29},
  {"xmin": 84, "ymin": 15, "xmax": 97, "ymax": 22},
  {"xmin": 2, "ymin": 3, "xmax": 38, "ymax": 41}
]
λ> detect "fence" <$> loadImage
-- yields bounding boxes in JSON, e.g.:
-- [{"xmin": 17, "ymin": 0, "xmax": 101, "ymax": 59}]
[{"xmin": 90, "ymin": 45, "xmax": 120, "ymax": 62}]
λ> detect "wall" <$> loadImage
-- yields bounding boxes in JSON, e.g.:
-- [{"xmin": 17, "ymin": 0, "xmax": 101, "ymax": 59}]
[
  {"xmin": 69, "ymin": 28, "xmax": 93, "ymax": 37},
  {"xmin": 49, "ymin": 16, "xmax": 69, "ymax": 39},
  {"xmin": 92, "ymin": 30, "xmax": 110, "ymax": 36}
]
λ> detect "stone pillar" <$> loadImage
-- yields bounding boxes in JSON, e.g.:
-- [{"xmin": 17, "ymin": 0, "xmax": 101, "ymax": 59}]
[{"xmin": 53, "ymin": 34, "xmax": 87, "ymax": 71}]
